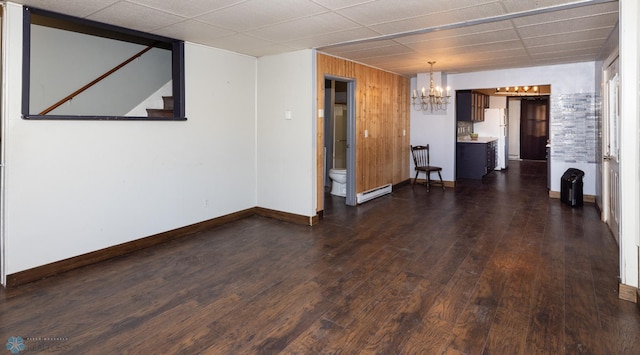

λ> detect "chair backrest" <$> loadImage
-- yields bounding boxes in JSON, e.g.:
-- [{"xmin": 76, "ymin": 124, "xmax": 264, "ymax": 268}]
[{"xmin": 411, "ymin": 144, "xmax": 430, "ymax": 167}]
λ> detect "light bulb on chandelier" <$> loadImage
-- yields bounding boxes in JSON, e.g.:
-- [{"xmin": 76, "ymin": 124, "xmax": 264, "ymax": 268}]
[
  {"xmin": 494, "ymin": 85, "xmax": 542, "ymax": 96},
  {"xmin": 411, "ymin": 61, "xmax": 450, "ymax": 112}
]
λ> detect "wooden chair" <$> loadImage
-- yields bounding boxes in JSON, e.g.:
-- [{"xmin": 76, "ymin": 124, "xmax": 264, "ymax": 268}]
[{"xmin": 410, "ymin": 145, "xmax": 445, "ymax": 191}]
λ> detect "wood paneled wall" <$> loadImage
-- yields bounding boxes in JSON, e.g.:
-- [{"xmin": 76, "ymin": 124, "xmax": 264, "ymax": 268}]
[{"xmin": 316, "ymin": 53, "xmax": 410, "ymax": 212}]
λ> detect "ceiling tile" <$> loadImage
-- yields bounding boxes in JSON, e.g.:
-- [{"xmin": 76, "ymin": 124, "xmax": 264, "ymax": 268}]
[
  {"xmin": 246, "ymin": 12, "xmax": 362, "ymax": 43},
  {"xmin": 309, "ymin": 0, "xmax": 377, "ymax": 10},
  {"xmin": 151, "ymin": 20, "xmax": 236, "ymax": 42},
  {"xmin": 336, "ymin": 0, "xmax": 499, "ymax": 26},
  {"xmin": 517, "ymin": 13, "xmax": 618, "ymax": 39},
  {"xmin": 529, "ymin": 47, "xmax": 601, "ymax": 59},
  {"xmin": 363, "ymin": 50, "xmax": 535, "ymax": 75},
  {"xmin": 401, "ymin": 29, "xmax": 521, "ymax": 52},
  {"xmin": 87, "ymin": 2, "xmax": 185, "ymax": 32},
  {"xmin": 451, "ymin": 60, "xmax": 525, "ymax": 73},
  {"xmin": 320, "ymin": 39, "xmax": 398, "ymax": 55},
  {"xmin": 13, "ymin": 0, "xmax": 120, "ymax": 18},
  {"xmin": 522, "ymin": 27, "xmax": 614, "ymax": 47},
  {"xmin": 394, "ymin": 20, "xmax": 515, "ymax": 44},
  {"xmin": 327, "ymin": 44, "xmax": 416, "ymax": 61},
  {"xmin": 414, "ymin": 41, "xmax": 527, "ymax": 60},
  {"xmin": 448, "ymin": 54, "xmax": 532, "ymax": 71},
  {"xmin": 501, "ymin": 0, "xmax": 591, "ymax": 13},
  {"xmin": 285, "ymin": 27, "xmax": 382, "ymax": 50},
  {"xmin": 202, "ymin": 34, "xmax": 297, "ymax": 57},
  {"xmin": 368, "ymin": 2, "xmax": 506, "ymax": 36},
  {"xmin": 526, "ymin": 39, "xmax": 605, "ymax": 55},
  {"xmin": 512, "ymin": 2, "xmax": 618, "ymax": 27},
  {"xmin": 196, "ymin": 0, "xmax": 329, "ymax": 32},
  {"xmin": 531, "ymin": 54, "xmax": 597, "ymax": 67},
  {"xmin": 126, "ymin": 0, "xmax": 244, "ymax": 18},
  {"xmin": 355, "ymin": 53, "xmax": 429, "ymax": 70}
]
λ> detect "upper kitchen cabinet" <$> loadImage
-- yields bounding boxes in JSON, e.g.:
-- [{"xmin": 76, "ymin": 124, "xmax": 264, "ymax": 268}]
[{"xmin": 456, "ymin": 90, "xmax": 489, "ymax": 122}]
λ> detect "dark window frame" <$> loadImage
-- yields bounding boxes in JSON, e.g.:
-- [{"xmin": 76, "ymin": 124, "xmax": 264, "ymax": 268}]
[{"xmin": 22, "ymin": 6, "xmax": 186, "ymax": 121}]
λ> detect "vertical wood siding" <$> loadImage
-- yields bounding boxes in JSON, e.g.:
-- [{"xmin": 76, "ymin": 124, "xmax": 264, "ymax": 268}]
[{"xmin": 316, "ymin": 53, "xmax": 410, "ymax": 211}]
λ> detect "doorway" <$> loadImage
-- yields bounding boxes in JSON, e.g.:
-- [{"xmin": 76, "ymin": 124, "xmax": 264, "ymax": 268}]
[
  {"xmin": 602, "ymin": 56, "xmax": 620, "ymax": 243},
  {"xmin": 324, "ymin": 77, "xmax": 356, "ymax": 206},
  {"xmin": 520, "ymin": 97, "xmax": 549, "ymax": 160}
]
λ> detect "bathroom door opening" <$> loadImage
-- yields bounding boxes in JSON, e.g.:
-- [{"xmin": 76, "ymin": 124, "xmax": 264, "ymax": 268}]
[{"xmin": 324, "ymin": 77, "xmax": 356, "ymax": 206}]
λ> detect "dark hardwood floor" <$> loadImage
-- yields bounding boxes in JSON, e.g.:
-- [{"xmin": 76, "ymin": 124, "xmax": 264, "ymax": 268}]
[{"xmin": 2, "ymin": 161, "xmax": 639, "ymax": 354}]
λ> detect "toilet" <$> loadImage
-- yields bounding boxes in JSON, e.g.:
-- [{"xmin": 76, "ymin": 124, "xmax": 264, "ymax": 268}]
[{"xmin": 328, "ymin": 169, "xmax": 347, "ymax": 197}]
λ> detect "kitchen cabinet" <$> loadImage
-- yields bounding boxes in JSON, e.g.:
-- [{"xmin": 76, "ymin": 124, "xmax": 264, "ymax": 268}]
[
  {"xmin": 456, "ymin": 140, "xmax": 497, "ymax": 179},
  {"xmin": 456, "ymin": 90, "xmax": 489, "ymax": 122}
]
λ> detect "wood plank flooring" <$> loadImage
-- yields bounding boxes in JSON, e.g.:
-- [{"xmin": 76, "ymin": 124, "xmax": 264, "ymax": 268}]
[{"xmin": 2, "ymin": 161, "xmax": 639, "ymax": 354}]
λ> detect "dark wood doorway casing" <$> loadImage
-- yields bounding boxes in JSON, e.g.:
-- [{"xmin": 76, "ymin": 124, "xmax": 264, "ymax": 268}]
[{"xmin": 520, "ymin": 97, "xmax": 549, "ymax": 160}]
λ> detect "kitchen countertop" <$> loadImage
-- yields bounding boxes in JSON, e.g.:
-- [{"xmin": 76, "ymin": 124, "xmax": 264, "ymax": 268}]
[{"xmin": 457, "ymin": 136, "xmax": 498, "ymax": 144}]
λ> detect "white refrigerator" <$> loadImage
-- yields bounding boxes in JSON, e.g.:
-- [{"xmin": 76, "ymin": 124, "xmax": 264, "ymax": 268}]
[{"xmin": 474, "ymin": 108, "xmax": 508, "ymax": 170}]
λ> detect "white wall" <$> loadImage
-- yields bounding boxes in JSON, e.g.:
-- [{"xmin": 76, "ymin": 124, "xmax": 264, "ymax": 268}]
[
  {"xmin": 411, "ymin": 62, "xmax": 596, "ymax": 194},
  {"xmin": 256, "ymin": 49, "xmax": 316, "ymax": 217},
  {"xmin": 410, "ymin": 76, "xmax": 455, "ymax": 181},
  {"xmin": 3, "ymin": 2, "xmax": 258, "ymax": 276},
  {"xmin": 489, "ymin": 96, "xmax": 507, "ymax": 109}
]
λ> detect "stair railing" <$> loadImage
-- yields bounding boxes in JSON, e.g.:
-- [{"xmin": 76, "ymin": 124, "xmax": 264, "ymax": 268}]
[{"xmin": 39, "ymin": 44, "xmax": 157, "ymax": 115}]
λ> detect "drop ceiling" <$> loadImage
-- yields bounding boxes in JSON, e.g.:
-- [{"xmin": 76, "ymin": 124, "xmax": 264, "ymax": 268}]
[{"xmin": 12, "ymin": 0, "xmax": 619, "ymax": 76}]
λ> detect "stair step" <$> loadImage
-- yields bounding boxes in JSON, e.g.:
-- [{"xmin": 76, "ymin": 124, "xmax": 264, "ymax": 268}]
[
  {"xmin": 146, "ymin": 108, "xmax": 174, "ymax": 117},
  {"xmin": 162, "ymin": 96, "xmax": 174, "ymax": 110}
]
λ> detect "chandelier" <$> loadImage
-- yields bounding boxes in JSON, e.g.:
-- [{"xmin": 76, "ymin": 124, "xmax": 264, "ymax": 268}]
[{"xmin": 411, "ymin": 61, "xmax": 451, "ymax": 112}]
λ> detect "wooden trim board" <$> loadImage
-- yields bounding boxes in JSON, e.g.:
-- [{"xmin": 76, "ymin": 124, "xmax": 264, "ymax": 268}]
[
  {"xmin": 411, "ymin": 178, "xmax": 456, "ymax": 188},
  {"xmin": 619, "ymin": 282, "xmax": 638, "ymax": 303},
  {"xmin": 5, "ymin": 207, "xmax": 317, "ymax": 287},
  {"xmin": 254, "ymin": 207, "xmax": 319, "ymax": 226},
  {"xmin": 548, "ymin": 190, "xmax": 596, "ymax": 203}
]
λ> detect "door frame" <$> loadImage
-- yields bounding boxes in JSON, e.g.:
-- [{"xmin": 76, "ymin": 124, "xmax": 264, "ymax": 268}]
[
  {"xmin": 601, "ymin": 53, "xmax": 620, "ymax": 242},
  {"xmin": 324, "ymin": 75, "xmax": 356, "ymax": 206},
  {"xmin": 619, "ymin": 0, "xmax": 640, "ymax": 291},
  {"xmin": 519, "ymin": 96, "xmax": 549, "ymax": 160},
  {"xmin": 0, "ymin": 3, "xmax": 6, "ymax": 285}
]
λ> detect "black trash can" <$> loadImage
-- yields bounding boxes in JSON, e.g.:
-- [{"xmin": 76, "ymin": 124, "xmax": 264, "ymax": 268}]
[{"xmin": 560, "ymin": 168, "xmax": 584, "ymax": 207}]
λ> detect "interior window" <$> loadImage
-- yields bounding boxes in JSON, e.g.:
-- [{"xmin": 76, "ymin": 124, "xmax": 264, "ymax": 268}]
[{"xmin": 22, "ymin": 7, "xmax": 185, "ymax": 121}]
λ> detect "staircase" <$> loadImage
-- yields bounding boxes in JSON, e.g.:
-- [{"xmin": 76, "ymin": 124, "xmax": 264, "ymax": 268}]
[{"xmin": 146, "ymin": 96, "xmax": 174, "ymax": 117}]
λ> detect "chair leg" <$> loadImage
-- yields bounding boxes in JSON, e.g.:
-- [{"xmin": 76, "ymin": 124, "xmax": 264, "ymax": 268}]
[
  {"xmin": 413, "ymin": 172, "xmax": 419, "ymax": 186},
  {"xmin": 426, "ymin": 173, "xmax": 431, "ymax": 191},
  {"xmin": 437, "ymin": 171, "xmax": 445, "ymax": 190}
]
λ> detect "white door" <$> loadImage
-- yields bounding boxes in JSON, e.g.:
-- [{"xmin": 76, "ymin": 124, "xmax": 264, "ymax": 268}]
[{"xmin": 602, "ymin": 57, "xmax": 620, "ymax": 243}]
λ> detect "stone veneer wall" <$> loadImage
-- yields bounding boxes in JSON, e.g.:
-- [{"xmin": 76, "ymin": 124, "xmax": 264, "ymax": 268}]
[{"xmin": 550, "ymin": 93, "xmax": 599, "ymax": 164}]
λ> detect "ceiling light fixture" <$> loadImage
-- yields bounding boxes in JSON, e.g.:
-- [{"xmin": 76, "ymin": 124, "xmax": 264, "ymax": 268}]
[
  {"xmin": 494, "ymin": 85, "xmax": 541, "ymax": 96},
  {"xmin": 411, "ymin": 61, "xmax": 450, "ymax": 112}
]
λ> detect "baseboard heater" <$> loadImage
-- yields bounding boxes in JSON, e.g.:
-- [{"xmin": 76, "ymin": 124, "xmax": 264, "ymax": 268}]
[{"xmin": 356, "ymin": 183, "xmax": 392, "ymax": 204}]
